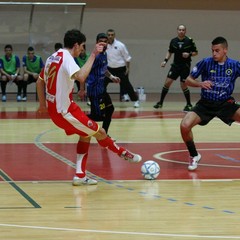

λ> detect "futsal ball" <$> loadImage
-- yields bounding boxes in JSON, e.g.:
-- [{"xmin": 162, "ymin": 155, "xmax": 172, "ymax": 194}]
[{"xmin": 141, "ymin": 160, "xmax": 160, "ymax": 180}]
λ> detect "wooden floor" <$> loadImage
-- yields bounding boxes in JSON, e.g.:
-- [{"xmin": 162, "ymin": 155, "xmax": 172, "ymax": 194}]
[{"xmin": 0, "ymin": 93, "xmax": 240, "ymax": 240}]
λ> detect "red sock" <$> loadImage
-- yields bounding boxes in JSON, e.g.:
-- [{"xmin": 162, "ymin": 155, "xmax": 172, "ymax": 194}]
[
  {"xmin": 75, "ymin": 141, "xmax": 90, "ymax": 178},
  {"xmin": 97, "ymin": 136, "xmax": 125, "ymax": 156}
]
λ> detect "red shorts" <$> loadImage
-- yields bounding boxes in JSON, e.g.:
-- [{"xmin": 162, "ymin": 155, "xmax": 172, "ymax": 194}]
[{"xmin": 48, "ymin": 101, "xmax": 99, "ymax": 137}]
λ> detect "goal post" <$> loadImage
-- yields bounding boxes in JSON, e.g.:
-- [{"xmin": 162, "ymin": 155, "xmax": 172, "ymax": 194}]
[
  {"xmin": 0, "ymin": 2, "xmax": 86, "ymax": 95},
  {"xmin": 0, "ymin": 2, "xmax": 86, "ymax": 58}
]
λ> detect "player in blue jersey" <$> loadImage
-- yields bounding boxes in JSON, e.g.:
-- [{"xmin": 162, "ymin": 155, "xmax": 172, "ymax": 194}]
[
  {"xmin": 180, "ymin": 36, "xmax": 240, "ymax": 171},
  {"xmin": 79, "ymin": 33, "xmax": 120, "ymax": 134}
]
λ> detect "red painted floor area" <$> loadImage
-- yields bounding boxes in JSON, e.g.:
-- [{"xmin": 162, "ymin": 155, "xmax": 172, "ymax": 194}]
[
  {"xmin": 1, "ymin": 109, "xmax": 240, "ymax": 181},
  {"xmin": 1, "ymin": 142, "xmax": 240, "ymax": 181},
  {"xmin": 0, "ymin": 110, "xmax": 184, "ymax": 119}
]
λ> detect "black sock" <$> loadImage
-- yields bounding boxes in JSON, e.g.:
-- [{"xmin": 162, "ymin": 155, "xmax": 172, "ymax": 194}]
[
  {"xmin": 1, "ymin": 81, "xmax": 7, "ymax": 95},
  {"xmin": 183, "ymin": 88, "xmax": 191, "ymax": 105},
  {"xmin": 159, "ymin": 86, "xmax": 169, "ymax": 104},
  {"xmin": 186, "ymin": 141, "xmax": 198, "ymax": 157}
]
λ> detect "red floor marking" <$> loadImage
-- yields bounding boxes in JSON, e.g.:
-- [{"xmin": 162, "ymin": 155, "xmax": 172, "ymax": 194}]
[
  {"xmin": 0, "ymin": 111, "xmax": 184, "ymax": 119},
  {"xmin": 0, "ymin": 144, "xmax": 75, "ymax": 181},
  {"xmin": 1, "ymin": 142, "xmax": 240, "ymax": 181},
  {"xmin": 0, "ymin": 111, "xmax": 50, "ymax": 119}
]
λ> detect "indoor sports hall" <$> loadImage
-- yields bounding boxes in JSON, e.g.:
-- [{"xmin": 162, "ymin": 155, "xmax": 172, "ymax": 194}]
[
  {"xmin": 1, "ymin": 94, "xmax": 240, "ymax": 240},
  {"xmin": 0, "ymin": 1, "xmax": 240, "ymax": 240}
]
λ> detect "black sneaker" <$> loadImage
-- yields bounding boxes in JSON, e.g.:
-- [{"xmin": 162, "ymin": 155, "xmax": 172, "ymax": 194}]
[
  {"xmin": 153, "ymin": 102, "xmax": 162, "ymax": 109},
  {"xmin": 183, "ymin": 104, "xmax": 192, "ymax": 112}
]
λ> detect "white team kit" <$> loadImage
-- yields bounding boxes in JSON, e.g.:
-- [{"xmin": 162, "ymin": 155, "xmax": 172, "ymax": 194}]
[{"xmin": 39, "ymin": 49, "xmax": 99, "ymax": 136}]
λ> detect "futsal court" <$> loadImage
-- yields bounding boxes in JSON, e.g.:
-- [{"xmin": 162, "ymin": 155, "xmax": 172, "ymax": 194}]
[{"xmin": 0, "ymin": 93, "xmax": 240, "ymax": 240}]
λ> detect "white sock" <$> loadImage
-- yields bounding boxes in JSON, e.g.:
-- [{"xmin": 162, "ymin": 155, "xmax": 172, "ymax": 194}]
[{"xmin": 76, "ymin": 154, "xmax": 85, "ymax": 176}]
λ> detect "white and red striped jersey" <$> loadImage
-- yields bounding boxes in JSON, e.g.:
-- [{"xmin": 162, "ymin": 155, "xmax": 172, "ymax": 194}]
[{"xmin": 40, "ymin": 49, "xmax": 79, "ymax": 113}]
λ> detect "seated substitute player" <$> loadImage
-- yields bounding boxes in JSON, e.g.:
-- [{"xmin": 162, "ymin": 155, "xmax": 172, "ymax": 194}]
[
  {"xmin": 79, "ymin": 33, "xmax": 120, "ymax": 135},
  {"xmin": 74, "ymin": 44, "xmax": 90, "ymax": 93},
  {"xmin": 180, "ymin": 36, "xmax": 240, "ymax": 171},
  {"xmin": 0, "ymin": 44, "xmax": 23, "ymax": 102},
  {"xmin": 22, "ymin": 46, "xmax": 44, "ymax": 101},
  {"xmin": 37, "ymin": 29, "xmax": 142, "ymax": 186}
]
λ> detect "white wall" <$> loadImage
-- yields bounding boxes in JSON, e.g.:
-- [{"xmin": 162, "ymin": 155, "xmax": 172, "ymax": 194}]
[
  {"xmin": 1, "ymin": 6, "xmax": 240, "ymax": 94},
  {"xmin": 81, "ymin": 8, "xmax": 240, "ymax": 93}
]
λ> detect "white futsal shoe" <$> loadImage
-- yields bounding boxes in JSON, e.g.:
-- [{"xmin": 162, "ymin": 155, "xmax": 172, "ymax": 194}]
[
  {"xmin": 188, "ymin": 153, "xmax": 201, "ymax": 171},
  {"xmin": 72, "ymin": 176, "xmax": 98, "ymax": 186},
  {"xmin": 121, "ymin": 150, "xmax": 142, "ymax": 163}
]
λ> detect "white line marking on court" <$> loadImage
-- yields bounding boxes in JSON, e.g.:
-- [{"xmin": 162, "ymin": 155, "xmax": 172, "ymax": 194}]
[
  {"xmin": 201, "ymin": 179, "xmax": 234, "ymax": 182},
  {"xmin": 154, "ymin": 148, "xmax": 240, "ymax": 169},
  {"xmin": 0, "ymin": 223, "xmax": 240, "ymax": 239}
]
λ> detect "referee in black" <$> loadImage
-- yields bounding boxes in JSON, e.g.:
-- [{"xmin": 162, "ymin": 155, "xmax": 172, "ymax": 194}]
[{"xmin": 154, "ymin": 24, "xmax": 198, "ymax": 112}]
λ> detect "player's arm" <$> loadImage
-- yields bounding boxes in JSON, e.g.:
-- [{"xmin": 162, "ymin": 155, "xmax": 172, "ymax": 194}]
[
  {"xmin": 161, "ymin": 51, "xmax": 172, "ymax": 67},
  {"xmin": 15, "ymin": 67, "xmax": 20, "ymax": 75},
  {"xmin": 0, "ymin": 67, "xmax": 11, "ymax": 79},
  {"xmin": 190, "ymin": 39, "xmax": 198, "ymax": 57},
  {"xmin": 0, "ymin": 60, "xmax": 9, "ymax": 77},
  {"xmin": 191, "ymin": 51, "xmax": 198, "ymax": 57},
  {"xmin": 36, "ymin": 76, "xmax": 48, "ymax": 113},
  {"xmin": 73, "ymin": 43, "xmax": 105, "ymax": 83},
  {"xmin": 182, "ymin": 51, "xmax": 198, "ymax": 58},
  {"xmin": 22, "ymin": 57, "xmax": 31, "ymax": 74},
  {"xmin": 78, "ymin": 82, "xmax": 86, "ymax": 100},
  {"xmin": 186, "ymin": 75, "xmax": 212, "ymax": 89},
  {"xmin": 183, "ymin": 39, "xmax": 198, "ymax": 58},
  {"xmin": 121, "ymin": 44, "xmax": 131, "ymax": 75},
  {"xmin": 23, "ymin": 65, "xmax": 35, "ymax": 75},
  {"xmin": 105, "ymin": 70, "xmax": 120, "ymax": 83},
  {"xmin": 14, "ymin": 56, "xmax": 21, "ymax": 75}
]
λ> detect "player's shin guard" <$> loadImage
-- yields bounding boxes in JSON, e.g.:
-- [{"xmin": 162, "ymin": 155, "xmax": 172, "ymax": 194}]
[{"xmin": 97, "ymin": 136, "xmax": 124, "ymax": 156}]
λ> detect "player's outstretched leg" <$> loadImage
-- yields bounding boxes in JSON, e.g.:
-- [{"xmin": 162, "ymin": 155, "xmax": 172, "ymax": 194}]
[{"xmin": 97, "ymin": 136, "xmax": 142, "ymax": 163}]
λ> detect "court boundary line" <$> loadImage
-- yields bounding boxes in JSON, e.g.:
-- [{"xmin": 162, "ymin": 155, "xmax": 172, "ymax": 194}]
[
  {"xmin": 33, "ymin": 130, "xmax": 239, "ymax": 215},
  {"xmin": 0, "ymin": 223, "xmax": 239, "ymax": 239},
  {"xmin": 0, "ymin": 169, "xmax": 41, "ymax": 209},
  {"xmin": 154, "ymin": 148, "xmax": 240, "ymax": 169}
]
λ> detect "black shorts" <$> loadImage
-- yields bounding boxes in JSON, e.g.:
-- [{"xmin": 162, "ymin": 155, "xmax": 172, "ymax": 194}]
[
  {"xmin": 88, "ymin": 92, "xmax": 113, "ymax": 121},
  {"xmin": 167, "ymin": 63, "xmax": 190, "ymax": 82},
  {"xmin": 27, "ymin": 75, "xmax": 38, "ymax": 84},
  {"xmin": 192, "ymin": 97, "xmax": 240, "ymax": 126}
]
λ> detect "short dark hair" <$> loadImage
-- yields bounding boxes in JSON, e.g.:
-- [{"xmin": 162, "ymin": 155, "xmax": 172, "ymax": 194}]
[
  {"xmin": 54, "ymin": 42, "xmax": 63, "ymax": 51},
  {"xmin": 4, "ymin": 44, "xmax": 12, "ymax": 50},
  {"xmin": 211, "ymin": 37, "xmax": 228, "ymax": 48},
  {"xmin": 107, "ymin": 29, "xmax": 115, "ymax": 34},
  {"xmin": 28, "ymin": 46, "xmax": 34, "ymax": 52},
  {"xmin": 96, "ymin": 33, "xmax": 108, "ymax": 42},
  {"xmin": 64, "ymin": 29, "xmax": 86, "ymax": 48}
]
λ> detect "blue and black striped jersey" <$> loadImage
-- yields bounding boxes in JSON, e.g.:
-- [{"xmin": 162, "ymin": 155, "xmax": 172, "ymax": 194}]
[
  {"xmin": 190, "ymin": 57, "xmax": 240, "ymax": 101},
  {"xmin": 86, "ymin": 52, "xmax": 108, "ymax": 97}
]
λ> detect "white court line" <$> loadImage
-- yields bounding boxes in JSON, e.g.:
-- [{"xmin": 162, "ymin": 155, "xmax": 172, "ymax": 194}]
[
  {"xmin": 0, "ymin": 223, "xmax": 240, "ymax": 239},
  {"xmin": 154, "ymin": 148, "xmax": 240, "ymax": 169}
]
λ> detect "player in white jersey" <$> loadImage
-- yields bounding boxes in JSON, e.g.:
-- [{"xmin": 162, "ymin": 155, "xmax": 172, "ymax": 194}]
[{"xmin": 37, "ymin": 29, "xmax": 142, "ymax": 186}]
